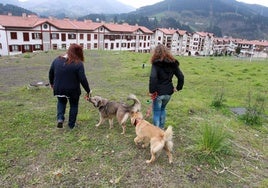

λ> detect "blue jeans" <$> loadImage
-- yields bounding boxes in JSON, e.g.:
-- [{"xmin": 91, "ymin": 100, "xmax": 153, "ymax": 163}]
[
  {"xmin": 57, "ymin": 96, "xmax": 79, "ymax": 129},
  {"xmin": 152, "ymin": 95, "xmax": 171, "ymax": 129}
]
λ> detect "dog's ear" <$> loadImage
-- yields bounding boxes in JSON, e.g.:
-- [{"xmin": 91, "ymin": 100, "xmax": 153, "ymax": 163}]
[{"xmin": 99, "ymin": 98, "xmax": 108, "ymax": 107}]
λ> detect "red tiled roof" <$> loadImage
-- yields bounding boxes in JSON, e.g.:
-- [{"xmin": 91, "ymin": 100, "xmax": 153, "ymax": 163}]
[
  {"xmin": 196, "ymin": 31, "xmax": 214, "ymax": 37},
  {"xmin": 178, "ymin": 30, "xmax": 187, "ymax": 35},
  {"xmin": 103, "ymin": 23, "xmax": 153, "ymax": 34},
  {"xmin": 156, "ymin": 28, "xmax": 177, "ymax": 35},
  {"xmin": 0, "ymin": 14, "xmax": 152, "ymax": 33},
  {"xmin": 0, "ymin": 14, "xmax": 41, "ymax": 28}
]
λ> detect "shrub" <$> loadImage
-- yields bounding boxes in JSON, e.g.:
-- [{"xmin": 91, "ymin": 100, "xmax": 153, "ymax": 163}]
[
  {"xmin": 240, "ymin": 92, "xmax": 265, "ymax": 126},
  {"xmin": 198, "ymin": 124, "xmax": 229, "ymax": 155},
  {"xmin": 23, "ymin": 53, "xmax": 31, "ymax": 58},
  {"xmin": 211, "ymin": 88, "xmax": 225, "ymax": 108},
  {"xmin": 192, "ymin": 124, "xmax": 231, "ymax": 165}
]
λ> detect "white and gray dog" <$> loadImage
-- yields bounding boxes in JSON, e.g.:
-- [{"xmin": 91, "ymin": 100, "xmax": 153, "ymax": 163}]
[{"xmin": 87, "ymin": 94, "xmax": 141, "ymax": 134}]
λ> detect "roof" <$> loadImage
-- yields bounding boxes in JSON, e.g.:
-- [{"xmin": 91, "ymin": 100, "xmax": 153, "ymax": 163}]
[
  {"xmin": 0, "ymin": 14, "xmax": 40, "ymax": 28},
  {"xmin": 104, "ymin": 23, "xmax": 153, "ymax": 34},
  {"xmin": 195, "ymin": 32, "xmax": 214, "ymax": 37},
  {"xmin": 0, "ymin": 14, "xmax": 152, "ymax": 33},
  {"xmin": 155, "ymin": 28, "xmax": 177, "ymax": 35}
]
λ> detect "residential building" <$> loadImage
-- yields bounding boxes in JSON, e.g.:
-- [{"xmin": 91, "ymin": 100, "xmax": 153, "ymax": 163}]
[
  {"xmin": 0, "ymin": 14, "xmax": 153, "ymax": 56},
  {"xmin": 0, "ymin": 14, "xmax": 267, "ymax": 58}
]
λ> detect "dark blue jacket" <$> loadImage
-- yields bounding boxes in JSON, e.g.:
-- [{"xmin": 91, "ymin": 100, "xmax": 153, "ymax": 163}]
[
  {"xmin": 49, "ymin": 56, "xmax": 90, "ymax": 98},
  {"xmin": 149, "ymin": 59, "xmax": 184, "ymax": 96}
]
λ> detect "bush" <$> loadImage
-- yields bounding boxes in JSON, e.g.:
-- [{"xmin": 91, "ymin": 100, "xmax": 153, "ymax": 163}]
[
  {"xmin": 23, "ymin": 53, "xmax": 31, "ymax": 58},
  {"xmin": 240, "ymin": 92, "xmax": 265, "ymax": 126},
  {"xmin": 192, "ymin": 124, "xmax": 231, "ymax": 165},
  {"xmin": 211, "ymin": 88, "xmax": 225, "ymax": 108}
]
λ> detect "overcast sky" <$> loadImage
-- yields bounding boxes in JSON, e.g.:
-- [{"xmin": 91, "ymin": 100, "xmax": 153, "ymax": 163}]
[
  {"xmin": 18, "ymin": 0, "xmax": 268, "ymax": 8},
  {"xmin": 116, "ymin": 0, "xmax": 268, "ymax": 8}
]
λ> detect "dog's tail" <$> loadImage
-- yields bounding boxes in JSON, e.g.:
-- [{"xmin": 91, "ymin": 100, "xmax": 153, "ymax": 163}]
[
  {"xmin": 127, "ymin": 94, "xmax": 141, "ymax": 112},
  {"xmin": 164, "ymin": 126, "xmax": 174, "ymax": 151}
]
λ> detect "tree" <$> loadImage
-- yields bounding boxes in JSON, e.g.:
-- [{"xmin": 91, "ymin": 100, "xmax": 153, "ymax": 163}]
[{"xmin": 235, "ymin": 47, "xmax": 241, "ymax": 55}]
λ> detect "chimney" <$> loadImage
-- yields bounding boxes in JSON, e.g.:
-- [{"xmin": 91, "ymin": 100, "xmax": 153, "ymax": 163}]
[
  {"xmin": 8, "ymin": 12, "xmax": 12, "ymax": 16},
  {"xmin": 84, "ymin": 19, "xmax": 92, "ymax": 23},
  {"xmin": 22, "ymin": 13, "xmax": 27, "ymax": 18}
]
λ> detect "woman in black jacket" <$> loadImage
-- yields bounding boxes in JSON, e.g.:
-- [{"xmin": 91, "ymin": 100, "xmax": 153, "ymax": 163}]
[
  {"xmin": 49, "ymin": 44, "xmax": 91, "ymax": 129},
  {"xmin": 149, "ymin": 44, "xmax": 184, "ymax": 129}
]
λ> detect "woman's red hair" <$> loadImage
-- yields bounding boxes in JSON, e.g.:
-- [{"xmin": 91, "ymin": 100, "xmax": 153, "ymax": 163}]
[
  {"xmin": 66, "ymin": 43, "xmax": 84, "ymax": 64},
  {"xmin": 151, "ymin": 44, "xmax": 175, "ymax": 63}
]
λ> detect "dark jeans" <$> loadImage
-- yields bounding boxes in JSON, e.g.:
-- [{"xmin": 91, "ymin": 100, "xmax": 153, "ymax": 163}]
[
  {"xmin": 57, "ymin": 96, "xmax": 79, "ymax": 129},
  {"xmin": 152, "ymin": 95, "xmax": 171, "ymax": 129}
]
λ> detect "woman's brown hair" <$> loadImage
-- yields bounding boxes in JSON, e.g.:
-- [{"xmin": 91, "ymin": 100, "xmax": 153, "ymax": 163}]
[
  {"xmin": 66, "ymin": 43, "xmax": 84, "ymax": 64},
  {"xmin": 151, "ymin": 44, "xmax": 176, "ymax": 63}
]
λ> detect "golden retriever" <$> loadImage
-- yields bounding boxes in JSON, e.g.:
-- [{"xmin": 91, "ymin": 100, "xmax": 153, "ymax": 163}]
[{"xmin": 130, "ymin": 111, "xmax": 173, "ymax": 164}]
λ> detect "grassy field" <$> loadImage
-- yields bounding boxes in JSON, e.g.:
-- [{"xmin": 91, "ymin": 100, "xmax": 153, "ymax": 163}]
[{"xmin": 0, "ymin": 50, "xmax": 267, "ymax": 187}]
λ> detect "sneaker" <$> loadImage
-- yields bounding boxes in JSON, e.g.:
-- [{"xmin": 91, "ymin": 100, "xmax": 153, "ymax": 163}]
[{"xmin": 57, "ymin": 121, "xmax": 63, "ymax": 128}]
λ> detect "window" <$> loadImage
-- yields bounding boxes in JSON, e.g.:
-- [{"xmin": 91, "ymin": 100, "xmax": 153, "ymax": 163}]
[
  {"xmin": 94, "ymin": 43, "xmax": 98, "ymax": 48},
  {"xmin": 51, "ymin": 33, "xmax": 59, "ymax": 39},
  {"xmin": 62, "ymin": 44, "xmax": 66, "ymax": 49},
  {"xmin": 32, "ymin": 33, "xmax": 42, "ymax": 40},
  {"xmin": 43, "ymin": 23, "xmax": 48, "ymax": 29},
  {"xmin": 105, "ymin": 43, "xmax": 108, "ymax": 49},
  {"xmin": 52, "ymin": 44, "xmax": 57, "ymax": 50},
  {"xmin": 13, "ymin": 45, "xmax": 19, "ymax": 51},
  {"xmin": 68, "ymin": 33, "xmax": 76, "ymax": 39},
  {"xmin": 94, "ymin": 34, "xmax": 97, "ymax": 40},
  {"xmin": 9, "ymin": 45, "xmax": 19, "ymax": 52},
  {"xmin": 158, "ymin": 36, "xmax": 161, "ymax": 41},
  {"xmin": 23, "ymin": 33, "xmax": 30, "ymax": 41},
  {"xmin": 61, "ymin": 33, "xmax": 66, "ymax": 41},
  {"xmin": 87, "ymin": 43, "xmax": 91, "ymax": 49},
  {"xmin": 0, "ymin": 43, "xmax": 2, "ymax": 49},
  {"xmin": 24, "ymin": 45, "xmax": 30, "ymax": 51},
  {"xmin": 10, "ymin": 32, "xmax": 17, "ymax": 39},
  {"xmin": 87, "ymin": 34, "xmax": 91, "ymax": 41},
  {"xmin": 80, "ymin": 34, "xmax": 84, "ymax": 40},
  {"xmin": 34, "ymin": 44, "xmax": 41, "ymax": 50}
]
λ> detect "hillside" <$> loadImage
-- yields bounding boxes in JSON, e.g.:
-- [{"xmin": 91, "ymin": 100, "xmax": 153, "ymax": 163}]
[
  {"xmin": 0, "ymin": 0, "xmax": 135, "ymax": 18},
  {"xmin": 0, "ymin": 3, "xmax": 36, "ymax": 16},
  {"xmin": 131, "ymin": 0, "xmax": 268, "ymax": 39},
  {"xmin": 1, "ymin": 0, "xmax": 268, "ymax": 39}
]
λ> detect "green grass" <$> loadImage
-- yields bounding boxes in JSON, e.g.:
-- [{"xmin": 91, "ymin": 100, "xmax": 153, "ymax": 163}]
[{"xmin": 0, "ymin": 51, "xmax": 267, "ymax": 187}]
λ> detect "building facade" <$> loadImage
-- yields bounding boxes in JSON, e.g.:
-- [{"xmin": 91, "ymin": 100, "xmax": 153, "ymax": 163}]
[
  {"xmin": 0, "ymin": 14, "xmax": 267, "ymax": 57},
  {"xmin": 0, "ymin": 14, "xmax": 153, "ymax": 56}
]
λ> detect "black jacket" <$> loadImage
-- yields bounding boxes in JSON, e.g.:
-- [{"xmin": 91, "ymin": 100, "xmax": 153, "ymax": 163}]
[
  {"xmin": 149, "ymin": 59, "xmax": 184, "ymax": 96},
  {"xmin": 49, "ymin": 56, "xmax": 90, "ymax": 98}
]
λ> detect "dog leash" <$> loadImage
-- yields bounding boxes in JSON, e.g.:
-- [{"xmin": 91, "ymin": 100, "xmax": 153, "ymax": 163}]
[{"xmin": 84, "ymin": 90, "xmax": 92, "ymax": 101}]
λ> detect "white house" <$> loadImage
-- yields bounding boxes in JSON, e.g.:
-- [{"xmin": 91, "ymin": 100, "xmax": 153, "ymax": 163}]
[
  {"xmin": 1, "ymin": 13, "xmax": 267, "ymax": 57},
  {"xmin": 0, "ymin": 14, "xmax": 153, "ymax": 56}
]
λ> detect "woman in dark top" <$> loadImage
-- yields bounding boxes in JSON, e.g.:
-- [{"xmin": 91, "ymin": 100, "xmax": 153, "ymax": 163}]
[
  {"xmin": 49, "ymin": 44, "xmax": 91, "ymax": 129},
  {"xmin": 149, "ymin": 44, "xmax": 184, "ymax": 129}
]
